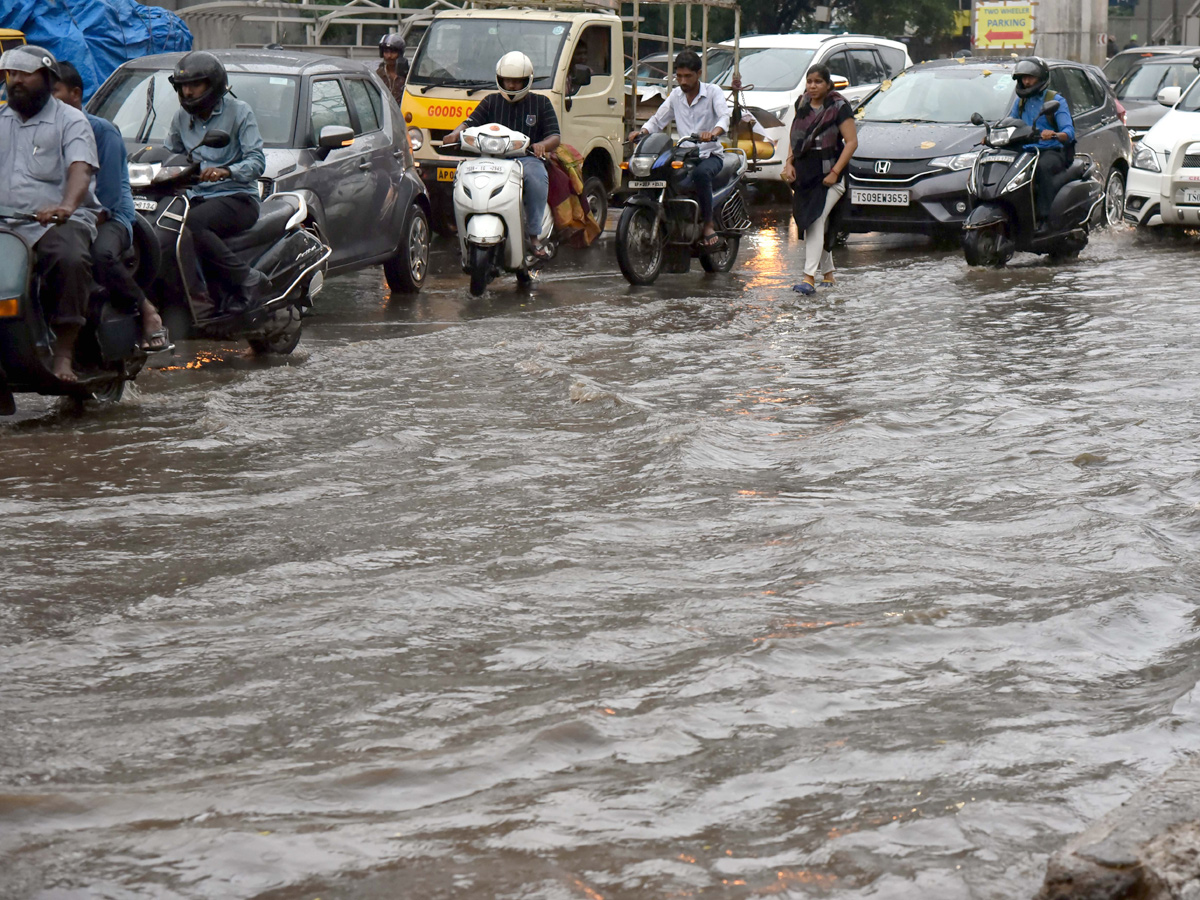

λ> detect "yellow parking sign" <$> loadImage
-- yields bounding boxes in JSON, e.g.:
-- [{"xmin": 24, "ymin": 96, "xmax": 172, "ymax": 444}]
[{"xmin": 974, "ymin": 1, "xmax": 1035, "ymax": 49}]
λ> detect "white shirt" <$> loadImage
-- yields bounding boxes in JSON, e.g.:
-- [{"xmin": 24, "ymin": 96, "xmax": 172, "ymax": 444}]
[{"xmin": 643, "ymin": 82, "xmax": 730, "ymax": 158}]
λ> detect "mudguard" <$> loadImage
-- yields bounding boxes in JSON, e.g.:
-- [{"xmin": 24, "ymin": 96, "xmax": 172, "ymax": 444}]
[
  {"xmin": 622, "ymin": 193, "xmax": 668, "ymax": 223},
  {"xmin": 963, "ymin": 203, "xmax": 1009, "ymax": 230},
  {"xmin": 466, "ymin": 214, "xmax": 505, "ymax": 246}
]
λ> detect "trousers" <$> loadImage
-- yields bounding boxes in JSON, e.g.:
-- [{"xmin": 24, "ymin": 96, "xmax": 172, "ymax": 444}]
[
  {"xmin": 34, "ymin": 221, "xmax": 93, "ymax": 327},
  {"xmin": 92, "ymin": 219, "xmax": 145, "ymax": 310},
  {"xmin": 1035, "ymin": 148, "xmax": 1069, "ymax": 222},
  {"xmin": 185, "ymin": 192, "xmax": 259, "ymax": 291},
  {"xmin": 682, "ymin": 153, "xmax": 724, "ymax": 224},
  {"xmin": 518, "ymin": 157, "xmax": 549, "ymax": 237},
  {"xmin": 802, "ymin": 181, "xmax": 845, "ymax": 278}
]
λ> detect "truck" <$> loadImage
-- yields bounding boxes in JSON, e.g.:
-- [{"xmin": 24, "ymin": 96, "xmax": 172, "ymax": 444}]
[{"xmin": 399, "ymin": 0, "xmax": 741, "ymax": 235}]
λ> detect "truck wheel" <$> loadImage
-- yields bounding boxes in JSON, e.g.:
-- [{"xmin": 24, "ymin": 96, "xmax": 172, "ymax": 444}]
[
  {"xmin": 616, "ymin": 206, "xmax": 665, "ymax": 285},
  {"xmin": 582, "ymin": 176, "xmax": 608, "ymax": 237},
  {"xmin": 468, "ymin": 244, "xmax": 492, "ymax": 296},
  {"xmin": 383, "ymin": 206, "xmax": 430, "ymax": 293}
]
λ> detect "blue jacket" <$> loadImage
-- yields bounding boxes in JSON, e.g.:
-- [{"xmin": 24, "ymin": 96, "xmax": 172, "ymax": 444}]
[
  {"xmin": 1009, "ymin": 91, "xmax": 1075, "ymax": 151},
  {"xmin": 164, "ymin": 96, "xmax": 265, "ymax": 199},
  {"xmin": 86, "ymin": 112, "xmax": 136, "ymax": 239}
]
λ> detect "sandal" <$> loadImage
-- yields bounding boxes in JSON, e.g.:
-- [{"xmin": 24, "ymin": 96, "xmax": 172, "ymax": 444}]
[
  {"xmin": 699, "ymin": 233, "xmax": 723, "ymax": 249},
  {"xmin": 819, "ymin": 277, "xmax": 837, "ymax": 288},
  {"xmin": 792, "ymin": 281, "xmax": 816, "ymax": 295},
  {"xmin": 529, "ymin": 239, "xmax": 550, "ymax": 260},
  {"xmin": 141, "ymin": 327, "xmax": 172, "ymax": 352}
]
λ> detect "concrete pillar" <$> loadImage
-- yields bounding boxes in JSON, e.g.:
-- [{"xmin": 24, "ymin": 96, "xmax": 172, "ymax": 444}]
[{"xmin": 1033, "ymin": 0, "xmax": 1109, "ymax": 65}]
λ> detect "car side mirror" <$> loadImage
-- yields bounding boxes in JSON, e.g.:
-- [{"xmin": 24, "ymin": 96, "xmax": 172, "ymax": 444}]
[
  {"xmin": 1041, "ymin": 99, "xmax": 1060, "ymax": 117},
  {"xmin": 318, "ymin": 124, "xmax": 355, "ymax": 149},
  {"xmin": 201, "ymin": 130, "xmax": 231, "ymax": 149},
  {"xmin": 1157, "ymin": 85, "xmax": 1182, "ymax": 107},
  {"xmin": 830, "ymin": 74, "xmax": 850, "ymax": 90},
  {"xmin": 568, "ymin": 63, "xmax": 592, "ymax": 97},
  {"xmin": 970, "ymin": 112, "xmax": 985, "ymax": 126}
]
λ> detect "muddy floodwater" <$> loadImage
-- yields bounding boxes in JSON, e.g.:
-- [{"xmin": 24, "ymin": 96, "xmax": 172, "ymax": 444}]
[{"xmin": 3, "ymin": 213, "xmax": 1200, "ymax": 899}]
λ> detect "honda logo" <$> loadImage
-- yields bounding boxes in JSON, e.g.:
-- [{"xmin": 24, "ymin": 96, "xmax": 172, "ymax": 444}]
[{"xmin": 874, "ymin": 160, "xmax": 892, "ymax": 175}]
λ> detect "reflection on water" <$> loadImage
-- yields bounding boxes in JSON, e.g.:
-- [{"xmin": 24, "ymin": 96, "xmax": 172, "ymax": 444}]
[{"xmin": 2, "ymin": 219, "xmax": 1200, "ymax": 899}]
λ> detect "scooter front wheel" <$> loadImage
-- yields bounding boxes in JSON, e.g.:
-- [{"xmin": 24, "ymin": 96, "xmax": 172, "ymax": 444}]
[
  {"xmin": 616, "ymin": 205, "xmax": 665, "ymax": 285},
  {"xmin": 468, "ymin": 244, "xmax": 493, "ymax": 297},
  {"xmin": 963, "ymin": 225, "xmax": 1008, "ymax": 267}
]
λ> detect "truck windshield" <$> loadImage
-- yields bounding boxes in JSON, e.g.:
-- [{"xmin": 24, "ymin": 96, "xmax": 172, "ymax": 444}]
[
  {"xmin": 410, "ymin": 19, "xmax": 568, "ymax": 88},
  {"xmin": 859, "ymin": 66, "xmax": 1015, "ymax": 124},
  {"xmin": 90, "ymin": 70, "xmax": 299, "ymax": 146}
]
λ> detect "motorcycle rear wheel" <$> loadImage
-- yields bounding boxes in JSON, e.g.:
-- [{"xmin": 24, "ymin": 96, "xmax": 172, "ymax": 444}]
[
  {"xmin": 248, "ymin": 305, "xmax": 302, "ymax": 356},
  {"xmin": 468, "ymin": 244, "xmax": 492, "ymax": 297},
  {"xmin": 699, "ymin": 236, "xmax": 740, "ymax": 273},
  {"xmin": 616, "ymin": 206, "xmax": 665, "ymax": 285}
]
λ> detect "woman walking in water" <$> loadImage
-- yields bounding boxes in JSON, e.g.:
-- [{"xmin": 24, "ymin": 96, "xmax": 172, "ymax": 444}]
[{"xmin": 781, "ymin": 65, "xmax": 858, "ymax": 295}]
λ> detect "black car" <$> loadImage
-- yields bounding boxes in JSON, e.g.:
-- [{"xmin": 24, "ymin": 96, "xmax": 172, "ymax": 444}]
[
  {"xmin": 1115, "ymin": 52, "xmax": 1200, "ymax": 141},
  {"xmin": 841, "ymin": 58, "xmax": 1133, "ymax": 241},
  {"xmin": 88, "ymin": 50, "xmax": 431, "ymax": 293}
]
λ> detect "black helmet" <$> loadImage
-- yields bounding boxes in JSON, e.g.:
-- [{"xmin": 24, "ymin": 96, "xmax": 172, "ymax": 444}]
[
  {"xmin": 379, "ymin": 33, "xmax": 405, "ymax": 57},
  {"xmin": 169, "ymin": 51, "xmax": 228, "ymax": 118},
  {"xmin": 1012, "ymin": 56, "xmax": 1049, "ymax": 99}
]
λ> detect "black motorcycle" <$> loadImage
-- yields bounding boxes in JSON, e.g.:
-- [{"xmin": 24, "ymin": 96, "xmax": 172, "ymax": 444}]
[
  {"xmin": 128, "ymin": 131, "xmax": 330, "ymax": 355},
  {"xmin": 0, "ymin": 206, "xmax": 155, "ymax": 415},
  {"xmin": 616, "ymin": 133, "xmax": 752, "ymax": 285},
  {"xmin": 963, "ymin": 101, "xmax": 1103, "ymax": 267}
]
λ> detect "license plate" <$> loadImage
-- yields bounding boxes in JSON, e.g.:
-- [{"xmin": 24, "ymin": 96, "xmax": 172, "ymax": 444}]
[
  {"xmin": 1178, "ymin": 188, "xmax": 1200, "ymax": 203},
  {"xmin": 851, "ymin": 188, "xmax": 909, "ymax": 206},
  {"xmin": 437, "ymin": 167, "xmax": 456, "ymax": 182},
  {"xmin": 133, "ymin": 198, "xmax": 157, "ymax": 211},
  {"xmin": 630, "ymin": 180, "xmax": 667, "ymax": 189}
]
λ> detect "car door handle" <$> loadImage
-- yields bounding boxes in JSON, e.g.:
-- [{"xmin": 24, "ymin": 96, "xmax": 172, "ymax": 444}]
[{"xmin": 358, "ymin": 161, "xmax": 372, "ymax": 170}]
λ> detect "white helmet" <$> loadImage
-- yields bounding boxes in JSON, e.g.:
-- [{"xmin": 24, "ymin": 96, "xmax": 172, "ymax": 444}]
[{"xmin": 495, "ymin": 51, "xmax": 534, "ymax": 103}]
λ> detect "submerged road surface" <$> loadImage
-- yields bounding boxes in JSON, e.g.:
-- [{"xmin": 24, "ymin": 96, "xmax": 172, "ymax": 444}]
[{"xmin": 3, "ymin": 215, "xmax": 1200, "ymax": 899}]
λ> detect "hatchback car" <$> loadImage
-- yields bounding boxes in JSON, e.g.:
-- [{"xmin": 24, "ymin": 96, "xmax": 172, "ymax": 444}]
[
  {"xmin": 1104, "ymin": 45, "xmax": 1200, "ymax": 85},
  {"xmin": 1116, "ymin": 53, "xmax": 1200, "ymax": 141},
  {"xmin": 706, "ymin": 33, "xmax": 912, "ymax": 183},
  {"xmin": 88, "ymin": 50, "xmax": 431, "ymax": 293},
  {"xmin": 841, "ymin": 58, "xmax": 1132, "ymax": 241},
  {"xmin": 1124, "ymin": 73, "xmax": 1200, "ymax": 230}
]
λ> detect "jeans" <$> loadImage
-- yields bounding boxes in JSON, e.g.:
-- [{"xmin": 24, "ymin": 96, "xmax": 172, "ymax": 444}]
[
  {"xmin": 185, "ymin": 192, "xmax": 260, "ymax": 292},
  {"xmin": 34, "ymin": 221, "xmax": 93, "ymax": 328},
  {"xmin": 92, "ymin": 219, "xmax": 145, "ymax": 310},
  {"xmin": 518, "ymin": 156, "xmax": 550, "ymax": 237},
  {"xmin": 802, "ymin": 181, "xmax": 845, "ymax": 278},
  {"xmin": 682, "ymin": 153, "xmax": 724, "ymax": 224}
]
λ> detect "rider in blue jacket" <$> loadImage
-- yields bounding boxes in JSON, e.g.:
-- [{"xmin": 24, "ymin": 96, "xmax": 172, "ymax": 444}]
[{"xmin": 1008, "ymin": 57, "xmax": 1075, "ymax": 230}]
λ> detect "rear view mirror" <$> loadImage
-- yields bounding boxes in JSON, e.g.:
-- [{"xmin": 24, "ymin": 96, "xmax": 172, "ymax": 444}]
[
  {"xmin": 318, "ymin": 124, "xmax": 355, "ymax": 149},
  {"xmin": 201, "ymin": 130, "xmax": 231, "ymax": 149},
  {"xmin": 1041, "ymin": 99, "xmax": 1060, "ymax": 117},
  {"xmin": 830, "ymin": 73, "xmax": 850, "ymax": 90},
  {"xmin": 1158, "ymin": 85, "xmax": 1182, "ymax": 107},
  {"xmin": 970, "ymin": 112, "xmax": 985, "ymax": 126}
]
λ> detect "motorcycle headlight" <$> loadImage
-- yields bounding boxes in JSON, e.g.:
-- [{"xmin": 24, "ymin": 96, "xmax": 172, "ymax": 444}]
[
  {"xmin": 629, "ymin": 157, "xmax": 653, "ymax": 178},
  {"xmin": 152, "ymin": 165, "xmax": 192, "ymax": 184},
  {"xmin": 407, "ymin": 126, "xmax": 423, "ymax": 151},
  {"xmin": 989, "ymin": 126, "xmax": 1014, "ymax": 146},
  {"xmin": 128, "ymin": 163, "xmax": 159, "ymax": 187},
  {"xmin": 930, "ymin": 151, "xmax": 979, "ymax": 171},
  {"xmin": 1133, "ymin": 144, "xmax": 1161, "ymax": 172},
  {"xmin": 479, "ymin": 135, "xmax": 507, "ymax": 155}
]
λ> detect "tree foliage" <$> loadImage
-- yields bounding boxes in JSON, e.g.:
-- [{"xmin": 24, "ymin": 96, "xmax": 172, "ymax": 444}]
[{"xmin": 737, "ymin": 0, "xmax": 954, "ymax": 38}]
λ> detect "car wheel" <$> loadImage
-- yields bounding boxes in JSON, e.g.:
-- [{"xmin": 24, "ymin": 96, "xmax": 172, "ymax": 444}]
[
  {"xmin": 582, "ymin": 176, "xmax": 608, "ymax": 237},
  {"xmin": 383, "ymin": 206, "xmax": 430, "ymax": 293},
  {"xmin": 1099, "ymin": 168, "xmax": 1125, "ymax": 229}
]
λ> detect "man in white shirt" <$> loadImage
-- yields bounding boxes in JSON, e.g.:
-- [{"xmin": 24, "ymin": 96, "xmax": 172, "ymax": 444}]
[{"xmin": 628, "ymin": 50, "xmax": 729, "ymax": 248}]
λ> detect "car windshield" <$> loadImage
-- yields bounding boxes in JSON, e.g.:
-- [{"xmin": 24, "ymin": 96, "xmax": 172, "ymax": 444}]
[
  {"xmin": 90, "ymin": 70, "xmax": 299, "ymax": 146},
  {"xmin": 1116, "ymin": 61, "xmax": 1200, "ymax": 100},
  {"xmin": 859, "ymin": 66, "xmax": 1015, "ymax": 124},
  {"xmin": 1180, "ymin": 74, "xmax": 1200, "ymax": 111},
  {"xmin": 1104, "ymin": 51, "xmax": 1163, "ymax": 84},
  {"xmin": 711, "ymin": 48, "xmax": 816, "ymax": 91},
  {"xmin": 409, "ymin": 18, "xmax": 567, "ymax": 87}
]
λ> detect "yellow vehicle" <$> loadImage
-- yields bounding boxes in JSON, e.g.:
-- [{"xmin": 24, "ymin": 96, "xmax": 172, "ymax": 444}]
[
  {"xmin": 0, "ymin": 28, "xmax": 26, "ymax": 105},
  {"xmin": 401, "ymin": 0, "xmax": 739, "ymax": 235}
]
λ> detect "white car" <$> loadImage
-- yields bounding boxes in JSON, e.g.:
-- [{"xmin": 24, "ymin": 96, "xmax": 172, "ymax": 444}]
[
  {"xmin": 708, "ymin": 33, "xmax": 912, "ymax": 182},
  {"xmin": 1124, "ymin": 70, "xmax": 1200, "ymax": 228}
]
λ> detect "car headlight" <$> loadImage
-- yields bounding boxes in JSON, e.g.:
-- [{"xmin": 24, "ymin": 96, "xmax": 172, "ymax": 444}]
[
  {"xmin": 407, "ymin": 126, "xmax": 423, "ymax": 151},
  {"xmin": 128, "ymin": 163, "xmax": 159, "ymax": 187},
  {"xmin": 930, "ymin": 151, "xmax": 980, "ymax": 171},
  {"xmin": 1133, "ymin": 144, "xmax": 1161, "ymax": 172},
  {"xmin": 629, "ymin": 157, "xmax": 653, "ymax": 177}
]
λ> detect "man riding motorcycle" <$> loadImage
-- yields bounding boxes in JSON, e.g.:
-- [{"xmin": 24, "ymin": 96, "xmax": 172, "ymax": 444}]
[
  {"xmin": 53, "ymin": 60, "xmax": 169, "ymax": 352},
  {"xmin": 1008, "ymin": 57, "xmax": 1075, "ymax": 230},
  {"xmin": 164, "ymin": 50, "xmax": 267, "ymax": 314},
  {"xmin": 628, "ymin": 49, "xmax": 730, "ymax": 249},
  {"xmin": 444, "ymin": 51, "xmax": 560, "ymax": 259},
  {"xmin": 0, "ymin": 45, "xmax": 103, "ymax": 383}
]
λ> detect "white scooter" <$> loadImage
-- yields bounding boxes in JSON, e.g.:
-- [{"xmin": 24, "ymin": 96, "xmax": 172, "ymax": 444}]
[{"xmin": 451, "ymin": 124, "xmax": 555, "ymax": 296}]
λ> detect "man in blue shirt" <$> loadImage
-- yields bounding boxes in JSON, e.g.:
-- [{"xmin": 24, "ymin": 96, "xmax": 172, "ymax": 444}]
[
  {"xmin": 53, "ymin": 61, "xmax": 169, "ymax": 351},
  {"xmin": 1008, "ymin": 57, "xmax": 1075, "ymax": 230},
  {"xmin": 165, "ymin": 51, "xmax": 267, "ymax": 315}
]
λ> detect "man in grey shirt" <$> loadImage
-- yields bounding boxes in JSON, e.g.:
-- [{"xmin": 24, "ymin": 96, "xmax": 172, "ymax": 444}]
[{"xmin": 0, "ymin": 45, "xmax": 102, "ymax": 383}]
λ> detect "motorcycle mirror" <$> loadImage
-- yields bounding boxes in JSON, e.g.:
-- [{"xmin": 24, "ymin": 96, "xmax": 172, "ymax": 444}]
[
  {"xmin": 202, "ymin": 130, "xmax": 232, "ymax": 149},
  {"xmin": 970, "ymin": 112, "xmax": 985, "ymax": 126},
  {"xmin": 1041, "ymin": 99, "xmax": 1060, "ymax": 117}
]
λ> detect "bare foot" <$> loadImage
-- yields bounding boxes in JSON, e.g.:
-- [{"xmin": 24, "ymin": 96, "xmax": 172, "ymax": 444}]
[{"xmin": 52, "ymin": 355, "xmax": 78, "ymax": 383}]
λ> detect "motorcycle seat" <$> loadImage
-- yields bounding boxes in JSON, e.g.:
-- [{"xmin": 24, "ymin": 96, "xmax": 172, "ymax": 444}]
[
  {"xmin": 711, "ymin": 152, "xmax": 742, "ymax": 191},
  {"xmin": 1061, "ymin": 159, "xmax": 1092, "ymax": 183},
  {"xmin": 224, "ymin": 194, "xmax": 302, "ymax": 253}
]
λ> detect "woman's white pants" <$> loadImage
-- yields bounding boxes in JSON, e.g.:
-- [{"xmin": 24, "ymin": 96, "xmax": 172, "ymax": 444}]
[{"xmin": 802, "ymin": 181, "xmax": 845, "ymax": 278}]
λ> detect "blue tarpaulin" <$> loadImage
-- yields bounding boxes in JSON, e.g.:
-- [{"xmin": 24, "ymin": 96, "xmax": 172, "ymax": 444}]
[{"xmin": 0, "ymin": 0, "xmax": 191, "ymax": 99}]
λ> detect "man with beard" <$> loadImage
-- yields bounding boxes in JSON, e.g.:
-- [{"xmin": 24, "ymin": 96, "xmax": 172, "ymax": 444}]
[{"xmin": 0, "ymin": 45, "xmax": 102, "ymax": 383}]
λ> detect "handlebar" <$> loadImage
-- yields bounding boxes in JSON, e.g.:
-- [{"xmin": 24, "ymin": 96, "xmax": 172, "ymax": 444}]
[{"xmin": 0, "ymin": 205, "xmax": 39, "ymax": 221}]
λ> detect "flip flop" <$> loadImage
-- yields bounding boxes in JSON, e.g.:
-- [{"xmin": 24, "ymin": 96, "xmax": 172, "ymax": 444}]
[
  {"xmin": 141, "ymin": 327, "xmax": 172, "ymax": 352},
  {"xmin": 699, "ymin": 234, "xmax": 723, "ymax": 249}
]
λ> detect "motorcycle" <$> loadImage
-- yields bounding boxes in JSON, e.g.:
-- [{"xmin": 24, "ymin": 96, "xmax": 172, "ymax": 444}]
[
  {"xmin": 0, "ymin": 206, "xmax": 153, "ymax": 416},
  {"xmin": 128, "ymin": 130, "xmax": 330, "ymax": 354},
  {"xmin": 448, "ymin": 124, "xmax": 555, "ymax": 297},
  {"xmin": 616, "ymin": 133, "xmax": 752, "ymax": 286},
  {"xmin": 963, "ymin": 101, "xmax": 1104, "ymax": 267}
]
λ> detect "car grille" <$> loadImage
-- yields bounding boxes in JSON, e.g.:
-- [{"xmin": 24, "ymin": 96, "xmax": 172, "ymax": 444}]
[
  {"xmin": 1183, "ymin": 154, "xmax": 1200, "ymax": 168},
  {"xmin": 849, "ymin": 158, "xmax": 931, "ymax": 182}
]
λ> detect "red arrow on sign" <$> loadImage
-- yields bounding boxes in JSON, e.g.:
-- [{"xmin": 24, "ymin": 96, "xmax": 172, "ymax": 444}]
[{"xmin": 986, "ymin": 29, "xmax": 1025, "ymax": 40}]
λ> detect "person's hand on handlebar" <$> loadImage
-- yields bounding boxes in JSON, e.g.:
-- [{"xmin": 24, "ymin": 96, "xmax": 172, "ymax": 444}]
[
  {"xmin": 35, "ymin": 203, "xmax": 76, "ymax": 226},
  {"xmin": 628, "ymin": 128, "xmax": 646, "ymax": 143},
  {"xmin": 698, "ymin": 128, "xmax": 724, "ymax": 142},
  {"xmin": 531, "ymin": 141, "xmax": 551, "ymax": 159},
  {"xmin": 199, "ymin": 167, "xmax": 231, "ymax": 183}
]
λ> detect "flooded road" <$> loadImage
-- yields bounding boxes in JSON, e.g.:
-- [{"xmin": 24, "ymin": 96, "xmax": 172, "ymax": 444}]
[{"xmin": 3, "ymin": 212, "xmax": 1200, "ymax": 899}]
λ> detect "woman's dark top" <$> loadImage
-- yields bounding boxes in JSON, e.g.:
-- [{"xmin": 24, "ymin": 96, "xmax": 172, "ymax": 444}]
[{"xmin": 790, "ymin": 92, "xmax": 853, "ymax": 234}]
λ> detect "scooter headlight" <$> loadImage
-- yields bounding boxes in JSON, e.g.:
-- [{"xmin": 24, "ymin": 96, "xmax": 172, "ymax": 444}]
[
  {"xmin": 629, "ymin": 156, "xmax": 653, "ymax": 178},
  {"xmin": 478, "ymin": 135, "xmax": 508, "ymax": 155},
  {"xmin": 1133, "ymin": 144, "xmax": 1161, "ymax": 172},
  {"xmin": 128, "ymin": 163, "xmax": 159, "ymax": 187},
  {"xmin": 152, "ymin": 165, "xmax": 192, "ymax": 184}
]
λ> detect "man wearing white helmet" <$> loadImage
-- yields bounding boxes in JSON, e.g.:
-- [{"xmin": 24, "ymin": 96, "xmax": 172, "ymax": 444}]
[
  {"xmin": 0, "ymin": 45, "xmax": 103, "ymax": 383},
  {"xmin": 445, "ymin": 51, "xmax": 560, "ymax": 258}
]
